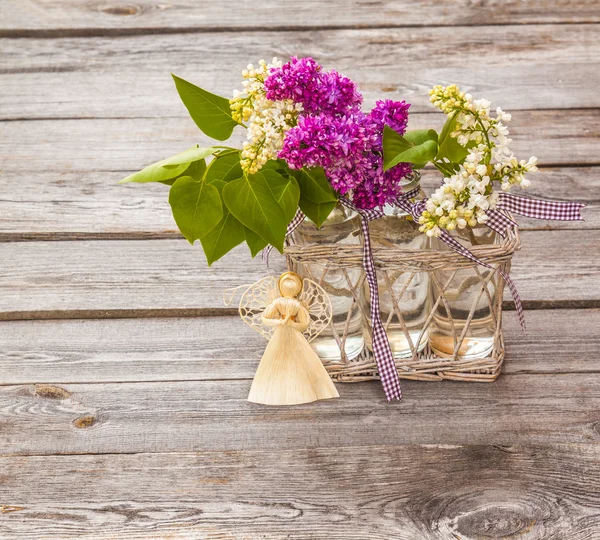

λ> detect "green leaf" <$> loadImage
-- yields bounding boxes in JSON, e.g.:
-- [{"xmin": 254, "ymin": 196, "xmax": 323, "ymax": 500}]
[
  {"xmin": 245, "ymin": 228, "xmax": 268, "ymax": 258},
  {"xmin": 299, "ymin": 196, "xmax": 337, "ymax": 227},
  {"xmin": 205, "ymin": 152, "xmax": 243, "ymax": 184},
  {"xmin": 436, "ymin": 112, "xmax": 468, "ymax": 164},
  {"xmin": 172, "ymin": 74, "xmax": 239, "ymax": 141},
  {"xmin": 262, "ymin": 169, "xmax": 300, "ymax": 223},
  {"xmin": 198, "ymin": 181, "xmax": 246, "ymax": 265},
  {"xmin": 200, "ymin": 212, "xmax": 246, "ymax": 265},
  {"xmin": 404, "ymin": 129, "xmax": 439, "ymax": 146},
  {"xmin": 285, "ymin": 167, "xmax": 338, "ymax": 227},
  {"xmin": 382, "ymin": 126, "xmax": 412, "ymax": 168},
  {"xmin": 160, "ymin": 159, "xmax": 208, "ymax": 186},
  {"xmin": 293, "ymin": 167, "xmax": 338, "ymax": 203},
  {"xmin": 438, "ymin": 110, "xmax": 458, "ymax": 144},
  {"xmin": 383, "ymin": 126, "xmax": 439, "ymax": 170},
  {"xmin": 119, "ymin": 145, "xmax": 216, "ymax": 184},
  {"xmin": 160, "ymin": 146, "xmax": 218, "ymax": 166},
  {"xmin": 168, "ymin": 175, "xmax": 223, "ymax": 244},
  {"xmin": 184, "ymin": 159, "xmax": 207, "ymax": 181},
  {"xmin": 262, "ymin": 158, "xmax": 289, "ymax": 171},
  {"xmin": 159, "ymin": 159, "xmax": 207, "ymax": 186},
  {"xmin": 222, "ymin": 172, "xmax": 289, "ymax": 252}
]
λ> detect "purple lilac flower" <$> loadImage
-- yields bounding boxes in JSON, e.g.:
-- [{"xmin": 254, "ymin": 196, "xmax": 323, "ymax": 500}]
[
  {"xmin": 352, "ymin": 158, "xmax": 413, "ymax": 209},
  {"xmin": 279, "ymin": 98, "xmax": 412, "ymax": 209},
  {"xmin": 264, "ymin": 57, "xmax": 362, "ymax": 116},
  {"xmin": 279, "ymin": 112, "xmax": 374, "ymax": 194},
  {"xmin": 369, "ymin": 99, "xmax": 411, "ymax": 136},
  {"xmin": 350, "ymin": 99, "xmax": 412, "ymax": 208}
]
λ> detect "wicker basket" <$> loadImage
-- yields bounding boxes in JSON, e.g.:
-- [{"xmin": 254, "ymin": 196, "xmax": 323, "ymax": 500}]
[{"xmin": 285, "ymin": 224, "xmax": 520, "ymax": 383}]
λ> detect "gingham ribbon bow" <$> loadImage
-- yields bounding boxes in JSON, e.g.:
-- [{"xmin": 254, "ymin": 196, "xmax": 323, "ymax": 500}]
[{"xmin": 338, "ymin": 197, "xmax": 402, "ymax": 402}]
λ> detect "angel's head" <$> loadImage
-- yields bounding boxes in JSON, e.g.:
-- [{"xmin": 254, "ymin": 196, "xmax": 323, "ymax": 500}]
[{"xmin": 278, "ymin": 272, "xmax": 303, "ymax": 298}]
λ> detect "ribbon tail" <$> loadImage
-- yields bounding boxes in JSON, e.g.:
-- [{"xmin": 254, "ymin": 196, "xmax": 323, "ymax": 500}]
[
  {"xmin": 361, "ymin": 217, "xmax": 402, "ymax": 401},
  {"xmin": 339, "ymin": 197, "xmax": 401, "ymax": 401},
  {"xmin": 497, "ymin": 192, "xmax": 586, "ymax": 222}
]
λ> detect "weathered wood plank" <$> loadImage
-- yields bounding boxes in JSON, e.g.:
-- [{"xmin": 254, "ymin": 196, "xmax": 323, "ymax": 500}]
[
  {"xmin": 0, "ymin": 240, "xmax": 285, "ymax": 319},
  {"xmin": 3, "ymin": 0, "xmax": 600, "ymax": 34},
  {"xmin": 1, "ymin": 24, "xmax": 600, "ymax": 119},
  {"xmin": 1, "ymin": 111, "xmax": 599, "ymax": 179},
  {"xmin": 0, "ymin": 166, "xmax": 594, "ymax": 240},
  {"xmin": 1, "ymin": 444, "xmax": 600, "ymax": 539},
  {"xmin": 0, "ymin": 230, "xmax": 597, "ymax": 318},
  {"xmin": 1, "ymin": 373, "xmax": 600, "ymax": 455},
  {"xmin": 1, "ymin": 309, "xmax": 598, "ymax": 385}
]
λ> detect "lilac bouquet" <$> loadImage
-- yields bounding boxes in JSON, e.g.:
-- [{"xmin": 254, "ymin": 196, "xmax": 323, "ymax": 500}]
[
  {"xmin": 119, "ymin": 56, "xmax": 585, "ymax": 402},
  {"xmin": 121, "ymin": 56, "xmax": 552, "ymax": 266},
  {"xmin": 231, "ymin": 57, "xmax": 412, "ymax": 210}
]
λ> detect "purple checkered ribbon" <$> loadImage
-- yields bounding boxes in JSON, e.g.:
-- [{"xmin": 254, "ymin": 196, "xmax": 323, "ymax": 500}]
[
  {"xmin": 397, "ymin": 189, "xmax": 528, "ymax": 328},
  {"xmin": 487, "ymin": 193, "xmax": 585, "ymax": 236},
  {"xmin": 338, "ymin": 197, "xmax": 402, "ymax": 402}
]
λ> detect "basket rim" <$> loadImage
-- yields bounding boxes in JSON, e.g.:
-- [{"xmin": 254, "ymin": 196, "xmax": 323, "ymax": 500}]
[{"xmin": 285, "ymin": 218, "xmax": 520, "ymax": 269}]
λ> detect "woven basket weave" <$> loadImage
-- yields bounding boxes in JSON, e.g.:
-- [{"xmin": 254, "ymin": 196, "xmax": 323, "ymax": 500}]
[{"xmin": 285, "ymin": 223, "xmax": 519, "ymax": 383}]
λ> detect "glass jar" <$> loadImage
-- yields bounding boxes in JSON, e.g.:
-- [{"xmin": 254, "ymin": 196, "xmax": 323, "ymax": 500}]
[
  {"xmin": 364, "ymin": 173, "xmax": 430, "ymax": 358},
  {"xmin": 429, "ymin": 226, "xmax": 499, "ymax": 359},
  {"xmin": 291, "ymin": 205, "xmax": 365, "ymax": 361}
]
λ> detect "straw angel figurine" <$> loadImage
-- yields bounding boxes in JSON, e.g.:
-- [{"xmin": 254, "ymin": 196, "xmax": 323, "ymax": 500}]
[{"xmin": 233, "ymin": 271, "xmax": 339, "ymax": 406}]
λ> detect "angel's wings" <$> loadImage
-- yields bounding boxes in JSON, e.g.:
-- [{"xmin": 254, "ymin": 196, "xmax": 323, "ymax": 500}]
[
  {"xmin": 298, "ymin": 278, "xmax": 332, "ymax": 343},
  {"xmin": 237, "ymin": 276, "xmax": 280, "ymax": 340},
  {"xmin": 237, "ymin": 276, "xmax": 332, "ymax": 342}
]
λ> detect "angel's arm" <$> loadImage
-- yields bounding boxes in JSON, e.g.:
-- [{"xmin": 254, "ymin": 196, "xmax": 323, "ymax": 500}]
[
  {"xmin": 261, "ymin": 301, "xmax": 284, "ymax": 327},
  {"xmin": 288, "ymin": 302, "xmax": 310, "ymax": 332}
]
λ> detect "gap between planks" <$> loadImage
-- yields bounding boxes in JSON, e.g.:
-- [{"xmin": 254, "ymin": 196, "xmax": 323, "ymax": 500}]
[
  {"xmin": 2, "ymin": 371, "xmax": 600, "ymax": 389},
  {"xmin": 2, "ymin": 22, "xmax": 600, "ymax": 40},
  {"xmin": 1, "ymin": 302, "xmax": 600, "ymax": 322},
  {"xmin": 3, "ymin": 373, "xmax": 600, "ymax": 454}
]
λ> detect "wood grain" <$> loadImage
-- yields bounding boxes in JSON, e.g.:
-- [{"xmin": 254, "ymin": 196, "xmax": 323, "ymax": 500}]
[
  {"xmin": 3, "ymin": 0, "xmax": 600, "ymax": 34},
  {"xmin": 1, "ymin": 444, "xmax": 600, "ymax": 539},
  {"xmin": 0, "ymin": 166, "xmax": 595, "ymax": 240},
  {"xmin": 1, "ymin": 373, "xmax": 600, "ymax": 455},
  {"xmin": 2, "ymin": 24, "xmax": 600, "ymax": 119},
  {"xmin": 1, "ymin": 309, "xmax": 599, "ymax": 385},
  {"xmin": 0, "ymin": 240, "xmax": 285, "ymax": 318},
  {"xmin": 0, "ymin": 230, "xmax": 597, "ymax": 319},
  {"xmin": 2, "ymin": 3, "xmax": 599, "ymax": 538}
]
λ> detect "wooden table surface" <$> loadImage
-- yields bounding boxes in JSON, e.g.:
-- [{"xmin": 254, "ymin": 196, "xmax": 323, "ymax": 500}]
[{"xmin": 1, "ymin": 2, "xmax": 600, "ymax": 538}]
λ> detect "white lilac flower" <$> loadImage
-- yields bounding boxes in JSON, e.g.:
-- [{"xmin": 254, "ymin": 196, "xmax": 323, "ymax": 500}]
[
  {"xmin": 420, "ymin": 85, "xmax": 538, "ymax": 236},
  {"xmin": 229, "ymin": 58, "xmax": 303, "ymax": 174}
]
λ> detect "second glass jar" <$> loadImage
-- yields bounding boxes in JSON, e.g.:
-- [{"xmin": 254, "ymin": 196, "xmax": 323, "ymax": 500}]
[{"xmin": 364, "ymin": 173, "xmax": 431, "ymax": 358}]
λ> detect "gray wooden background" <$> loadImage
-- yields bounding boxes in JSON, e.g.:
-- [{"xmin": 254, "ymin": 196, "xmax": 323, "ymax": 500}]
[{"xmin": 1, "ymin": 1, "xmax": 600, "ymax": 538}]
